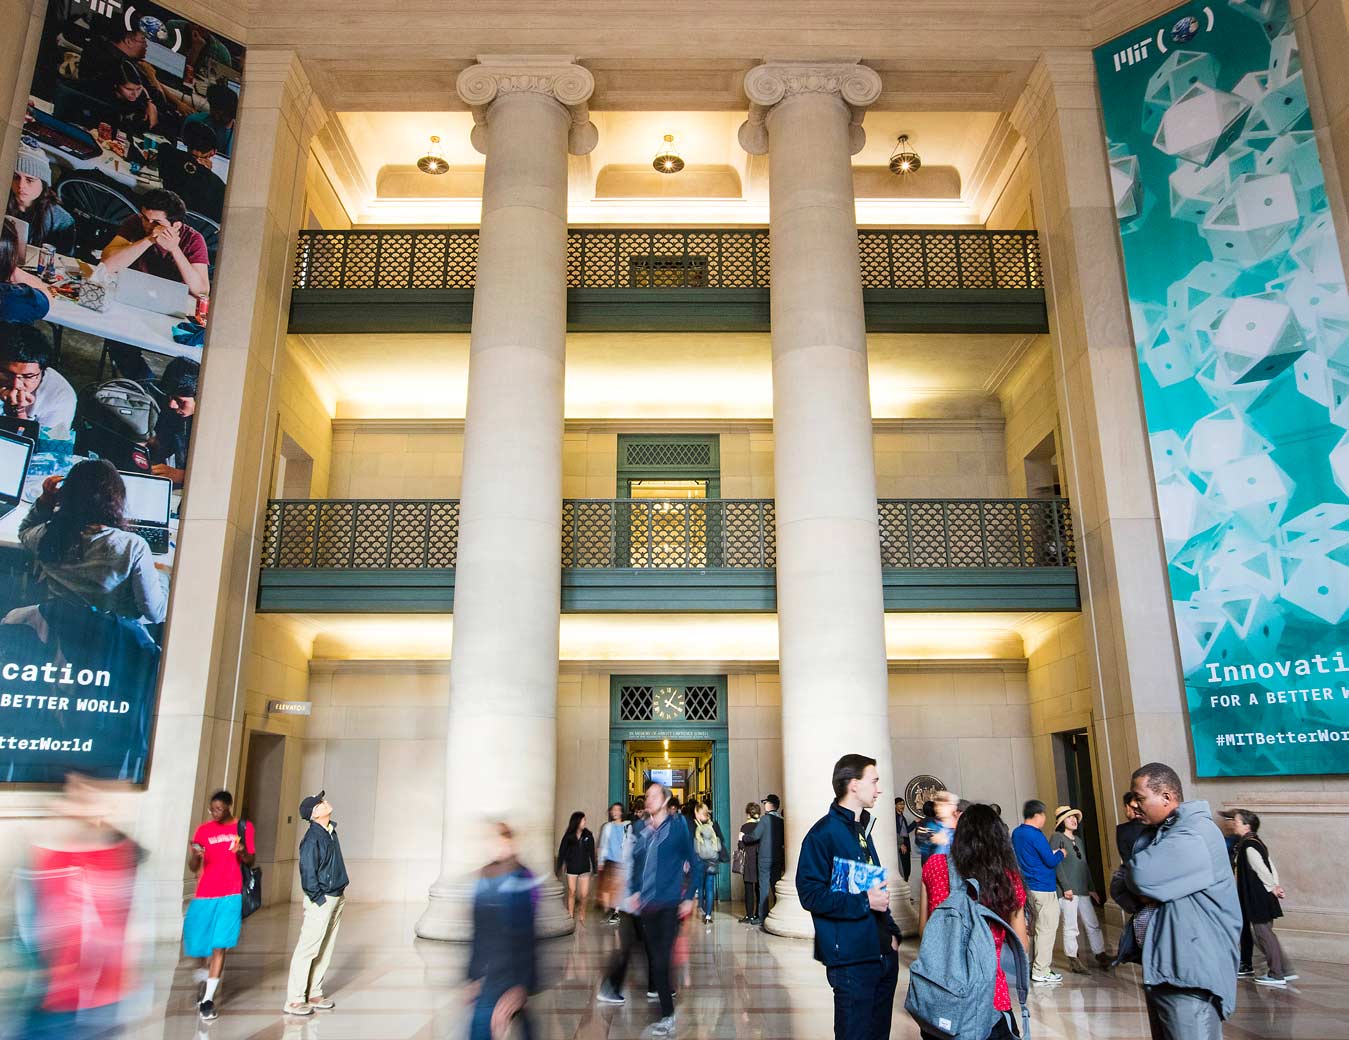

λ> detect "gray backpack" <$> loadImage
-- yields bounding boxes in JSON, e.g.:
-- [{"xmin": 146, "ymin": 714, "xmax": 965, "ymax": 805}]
[{"xmin": 904, "ymin": 855, "xmax": 1031, "ymax": 1040}]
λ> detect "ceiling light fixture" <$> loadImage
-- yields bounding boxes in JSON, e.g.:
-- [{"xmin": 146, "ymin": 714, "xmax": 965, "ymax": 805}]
[
  {"xmin": 888, "ymin": 134, "xmax": 921, "ymax": 176},
  {"xmin": 417, "ymin": 135, "xmax": 449, "ymax": 175},
  {"xmin": 653, "ymin": 133, "xmax": 685, "ymax": 174}
]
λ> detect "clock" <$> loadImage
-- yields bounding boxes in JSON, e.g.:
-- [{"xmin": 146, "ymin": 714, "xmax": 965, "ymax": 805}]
[{"xmin": 653, "ymin": 686, "xmax": 685, "ymax": 721}]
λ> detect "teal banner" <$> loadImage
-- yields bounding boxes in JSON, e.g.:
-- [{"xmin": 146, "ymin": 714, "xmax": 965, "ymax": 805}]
[{"xmin": 1094, "ymin": 2, "xmax": 1349, "ymax": 776}]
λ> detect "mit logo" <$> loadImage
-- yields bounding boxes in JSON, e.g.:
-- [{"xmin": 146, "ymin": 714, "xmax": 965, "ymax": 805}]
[
  {"xmin": 1111, "ymin": 6, "xmax": 1216, "ymax": 73},
  {"xmin": 83, "ymin": 0, "xmax": 123, "ymax": 17}
]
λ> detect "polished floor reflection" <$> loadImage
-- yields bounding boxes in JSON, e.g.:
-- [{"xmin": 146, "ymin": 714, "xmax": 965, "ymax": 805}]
[{"xmin": 124, "ymin": 902, "xmax": 1347, "ymax": 1039}]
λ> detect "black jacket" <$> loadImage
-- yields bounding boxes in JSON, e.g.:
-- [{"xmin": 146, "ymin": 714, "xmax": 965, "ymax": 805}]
[
  {"xmin": 797, "ymin": 802, "xmax": 901, "ymax": 966},
  {"xmin": 468, "ymin": 859, "xmax": 539, "ymax": 992},
  {"xmin": 746, "ymin": 810, "xmax": 785, "ymax": 875},
  {"xmin": 299, "ymin": 820, "xmax": 349, "ymax": 905}
]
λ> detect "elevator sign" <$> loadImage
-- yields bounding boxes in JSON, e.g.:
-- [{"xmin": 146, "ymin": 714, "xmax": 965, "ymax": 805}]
[{"xmin": 1094, "ymin": 2, "xmax": 1349, "ymax": 776}]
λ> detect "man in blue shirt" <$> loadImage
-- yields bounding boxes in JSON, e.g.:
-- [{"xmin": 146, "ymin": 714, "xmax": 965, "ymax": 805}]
[{"xmin": 1012, "ymin": 799, "xmax": 1066, "ymax": 984}]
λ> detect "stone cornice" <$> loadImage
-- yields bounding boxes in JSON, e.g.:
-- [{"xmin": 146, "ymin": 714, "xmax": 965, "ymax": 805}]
[
  {"xmin": 456, "ymin": 55, "xmax": 598, "ymax": 156},
  {"xmin": 738, "ymin": 60, "xmax": 882, "ymax": 157},
  {"xmin": 1010, "ymin": 50, "xmax": 1102, "ymax": 144}
]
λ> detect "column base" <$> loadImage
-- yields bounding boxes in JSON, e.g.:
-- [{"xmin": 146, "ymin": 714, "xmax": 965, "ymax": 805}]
[
  {"xmin": 415, "ymin": 874, "xmax": 575, "ymax": 942},
  {"xmin": 763, "ymin": 874, "xmax": 920, "ymax": 939}
]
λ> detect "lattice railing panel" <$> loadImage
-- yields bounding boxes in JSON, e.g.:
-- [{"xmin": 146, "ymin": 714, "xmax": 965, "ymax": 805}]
[
  {"xmin": 685, "ymin": 684, "xmax": 719, "ymax": 721},
  {"xmin": 261, "ymin": 497, "xmax": 1069, "ymax": 572},
  {"xmin": 876, "ymin": 500, "xmax": 1075, "ymax": 569},
  {"xmin": 619, "ymin": 685, "xmax": 654, "ymax": 722},
  {"xmin": 293, "ymin": 229, "xmax": 1041, "ymax": 292},
  {"xmin": 624, "ymin": 441, "xmax": 714, "ymax": 469}
]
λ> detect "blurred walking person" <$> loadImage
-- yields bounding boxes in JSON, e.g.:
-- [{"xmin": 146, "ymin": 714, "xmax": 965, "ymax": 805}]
[
  {"xmin": 631, "ymin": 781, "xmax": 694, "ymax": 1038},
  {"xmin": 1229, "ymin": 810, "xmax": 1294, "ymax": 986},
  {"xmin": 285, "ymin": 792, "xmax": 348, "ymax": 1017},
  {"xmin": 557, "ymin": 811, "xmax": 598, "ymax": 922},
  {"xmin": 13, "ymin": 775, "xmax": 142, "ymax": 1040},
  {"xmin": 1050, "ymin": 805, "xmax": 1109, "ymax": 973},
  {"xmin": 737, "ymin": 801, "xmax": 761, "ymax": 923},
  {"xmin": 597, "ymin": 809, "xmax": 648, "ymax": 1006},
  {"xmin": 692, "ymin": 800, "xmax": 723, "ymax": 923},
  {"xmin": 183, "ymin": 790, "xmax": 254, "ymax": 1021},
  {"xmin": 467, "ymin": 823, "xmax": 539, "ymax": 1040},
  {"xmin": 597, "ymin": 803, "xmax": 630, "ymax": 925}
]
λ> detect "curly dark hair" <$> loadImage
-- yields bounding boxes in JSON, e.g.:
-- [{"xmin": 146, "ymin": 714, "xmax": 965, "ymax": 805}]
[
  {"xmin": 950, "ymin": 803, "xmax": 1023, "ymax": 925},
  {"xmin": 37, "ymin": 459, "xmax": 127, "ymax": 563}
]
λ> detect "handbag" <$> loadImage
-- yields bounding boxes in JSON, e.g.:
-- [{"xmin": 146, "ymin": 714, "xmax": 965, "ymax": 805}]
[
  {"xmin": 732, "ymin": 844, "xmax": 746, "ymax": 875},
  {"xmin": 238, "ymin": 819, "xmax": 262, "ymax": 919}
]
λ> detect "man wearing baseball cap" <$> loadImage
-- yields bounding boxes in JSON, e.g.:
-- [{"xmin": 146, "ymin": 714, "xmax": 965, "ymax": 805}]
[
  {"xmin": 744, "ymin": 794, "xmax": 784, "ymax": 926},
  {"xmin": 285, "ymin": 791, "xmax": 349, "ymax": 1016}
]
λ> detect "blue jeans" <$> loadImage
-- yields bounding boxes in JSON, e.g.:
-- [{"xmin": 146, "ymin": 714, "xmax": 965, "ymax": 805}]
[
  {"xmin": 825, "ymin": 951, "xmax": 899, "ymax": 1040},
  {"xmin": 470, "ymin": 983, "xmax": 534, "ymax": 1040},
  {"xmin": 699, "ymin": 863, "xmax": 717, "ymax": 915}
]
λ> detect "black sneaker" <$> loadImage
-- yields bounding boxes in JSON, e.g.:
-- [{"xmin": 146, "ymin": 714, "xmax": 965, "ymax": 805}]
[
  {"xmin": 198, "ymin": 1000, "xmax": 218, "ymax": 1021},
  {"xmin": 1238, "ymin": 965, "xmax": 1255, "ymax": 978}
]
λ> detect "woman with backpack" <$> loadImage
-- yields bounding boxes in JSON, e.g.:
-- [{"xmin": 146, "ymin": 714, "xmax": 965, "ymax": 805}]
[
  {"xmin": 184, "ymin": 789, "xmax": 255, "ymax": 1021},
  {"xmin": 913, "ymin": 803, "xmax": 1030, "ymax": 1039},
  {"xmin": 692, "ymin": 801, "xmax": 723, "ymax": 923},
  {"xmin": 556, "ymin": 811, "xmax": 598, "ymax": 922}
]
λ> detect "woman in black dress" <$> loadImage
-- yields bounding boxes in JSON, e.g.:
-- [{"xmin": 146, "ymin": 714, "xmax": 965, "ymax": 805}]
[
  {"xmin": 738, "ymin": 802, "xmax": 762, "ymax": 923},
  {"xmin": 556, "ymin": 811, "xmax": 597, "ymax": 922}
]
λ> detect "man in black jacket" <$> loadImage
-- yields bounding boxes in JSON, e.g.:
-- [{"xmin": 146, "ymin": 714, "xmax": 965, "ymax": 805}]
[
  {"xmin": 285, "ymin": 791, "xmax": 349, "ymax": 1017},
  {"xmin": 798, "ymin": 754, "xmax": 902, "ymax": 1040},
  {"xmin": 746, "ymin": 793, "xmax": 785, "ymax": 925}
]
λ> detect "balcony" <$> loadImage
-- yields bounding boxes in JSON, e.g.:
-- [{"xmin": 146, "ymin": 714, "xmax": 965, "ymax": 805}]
[
  {"xmin": 287, "ymin": 228, "xmax": 1048, "ymax": 335},
  {"xmin": 257, "ymin": 497, "xmax": 1079, "ymax": 613}
]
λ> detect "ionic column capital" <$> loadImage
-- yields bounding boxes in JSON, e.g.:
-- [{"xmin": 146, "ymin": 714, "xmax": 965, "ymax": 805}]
[
  {"xmin": 738, "ymin": 59, "xmax": 882, "ymax": 156},
  {"xmin": 457, "ymin": 55, "xmax": 598, "ymax": 156}
]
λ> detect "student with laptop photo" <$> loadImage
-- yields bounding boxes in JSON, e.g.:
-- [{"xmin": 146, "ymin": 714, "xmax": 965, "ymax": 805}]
[
  {"xmin": 0, "ymin": 322, "xmax": 77, "ymax": 438},
  {"xmin": 149, "ymin": 356, "xmax": 197, "ymax": 487},
  {"xmin": 19, "ymin": 459, "xmax": 167, "ymax": 628},
  {"xmin": 99, "ymin": 189, "xmax": 210, "ymax": 298},
  {"xmin": 0, "ymin": 221, "xmax": 54, "ymax": 325}
]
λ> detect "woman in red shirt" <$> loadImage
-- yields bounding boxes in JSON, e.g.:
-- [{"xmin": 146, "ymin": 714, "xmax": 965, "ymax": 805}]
[
  {"xmin": 921, "ymin": 804, "xmax": 1031, "ymax": 1039},
  {"xmin": 183, "ymin": 789, "xmax": 255, "ymax": 1021}
]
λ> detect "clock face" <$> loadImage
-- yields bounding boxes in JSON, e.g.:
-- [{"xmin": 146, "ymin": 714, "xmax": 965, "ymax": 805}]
[{"xmin": 653, "ymin": 686, "xmax": 685, "ymax": 721}]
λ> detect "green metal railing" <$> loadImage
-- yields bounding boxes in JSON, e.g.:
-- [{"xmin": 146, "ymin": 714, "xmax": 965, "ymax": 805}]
[
  {"xmin": 261, "ymin": 497, "xmax": 1074, "ymax": 571},
  {"xmin": 291, "ymin": 228, "xmax": 1043, "ymax": 292}
]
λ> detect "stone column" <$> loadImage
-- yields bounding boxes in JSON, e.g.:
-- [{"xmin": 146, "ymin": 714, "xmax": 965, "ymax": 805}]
[
  {"xmin": 740, "ymin": 61, "xmax": 915, "ymax": 938},
  {"xmin": 416, "ymin": 57, "xmax": 596, "ymax": 941},
  {"xmin": 131, "ymin": 51, "xmax": 325, "ymax": 932},
  {"xmin": 1009, "ymin": 52, "xmax": 1186, "ymax": 828},
  {"xmin": 1, "ymin": 0, "xmax": 44, "ymax": 181}
]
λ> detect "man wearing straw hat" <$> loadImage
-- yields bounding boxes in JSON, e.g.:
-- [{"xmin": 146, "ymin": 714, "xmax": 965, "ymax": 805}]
[{"xmin": 1050, "ymin": 805, "xmax": 1111, "ymax": 973}]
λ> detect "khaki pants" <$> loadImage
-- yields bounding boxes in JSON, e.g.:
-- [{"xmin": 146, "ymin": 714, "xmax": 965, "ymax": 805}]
[
  {"xmin": 1028, "ymin": 889, "xmax": 1060, "ymax": 976},
  {"xmin": 287, "ymin": 894, "xmax": 345, "ymax": 1004}
]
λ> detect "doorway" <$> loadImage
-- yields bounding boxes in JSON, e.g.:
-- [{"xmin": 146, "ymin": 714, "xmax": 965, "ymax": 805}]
[
  {"xmin": 1054, "ymin": 728, "xmax": 1105, "ymax": 893},
  {"xmin": 241, "ymin": 730, "xmax": 286, "ymax": 903},
  {"xmin": 607, "ymin": 676, "xmax": 731, "ymax": 899},
  {"xmin": 623, "ymin": 739, "xmax": 715, "ymax": 812},
  {"xmin": 616, "ymin": 435, "xmax": 722, "ymax": 568}
]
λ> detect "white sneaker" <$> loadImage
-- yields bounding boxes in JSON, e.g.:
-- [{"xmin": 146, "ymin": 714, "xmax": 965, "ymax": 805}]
[
  {"xmin": 1032, "ymin": 970, "xmax": 1063, "ymax": 984},
  {"xmin": 596, "ymin": 983, "xmax": 625, "ymax": 1005},
  {"xmin": 1255, "ymin": 974, "xmax": 1287, "ymax": 987},
  {"xmin": 1282, "ymin": 973, "xmax": 1299, "ymax": 982},
  {"xmin": 642, "ymin": 1015, "xmax": 677, "ymax": 1038}
]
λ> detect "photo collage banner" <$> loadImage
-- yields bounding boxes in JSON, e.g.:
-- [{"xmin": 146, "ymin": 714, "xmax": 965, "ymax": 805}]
[
  {"xmin": 0, "ymin": 0, "xmax": 244, "ymax": 782},
  {"xmin": 1094, "ymin": 1, "xmax": 1349, "ymax": 775}
]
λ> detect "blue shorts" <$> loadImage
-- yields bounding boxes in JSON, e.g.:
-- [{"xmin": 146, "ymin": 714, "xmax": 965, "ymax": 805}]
[{"xmin": 183, "ymin": 894, "xmax": 242, "ymax": 957}]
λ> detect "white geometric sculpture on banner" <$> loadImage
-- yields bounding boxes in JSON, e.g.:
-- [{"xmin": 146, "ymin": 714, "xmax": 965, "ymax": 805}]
[
  {"xmin": 1200, "ymin": 172, "xmax": 1299, "ymax": 264},
  {"xmin": 1213, "ymin": 293, "xmax": 1305, "ymax": 383},
  {"xmin": 1185, "ymin": 403, "xmax": 1275, "ymax": 474},
  {"xmin": 1154, "ymin": 83, "xmax": 1252, "ymax": 167},
  {"xmin": 1206, "ymin": 453, "xmax": 1293, "ymax": 537},
  {"xmin": 1144, "ymin": 50, "xmax": 1221, "ymax": 132},
  {"xmin": 1110, "ymin": 147, "xmax": 1143, "ymax": 220}
]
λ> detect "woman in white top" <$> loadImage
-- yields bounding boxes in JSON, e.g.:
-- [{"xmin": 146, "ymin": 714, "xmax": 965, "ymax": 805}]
[{"xmin": 1230, "ymin": 810, "xmax": 1295, "ymax": 987}]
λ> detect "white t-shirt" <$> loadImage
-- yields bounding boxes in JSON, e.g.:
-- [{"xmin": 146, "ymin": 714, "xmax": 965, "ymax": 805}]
[{"xmin": 29, "ymin": 366, "xmax": 77, "ymax": 438}]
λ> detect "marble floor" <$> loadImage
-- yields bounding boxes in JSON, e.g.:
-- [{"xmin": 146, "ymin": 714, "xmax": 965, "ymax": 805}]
[{"xmin": 110, "ymin": 902, "xmax": 1346, "ymax": 1040}]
